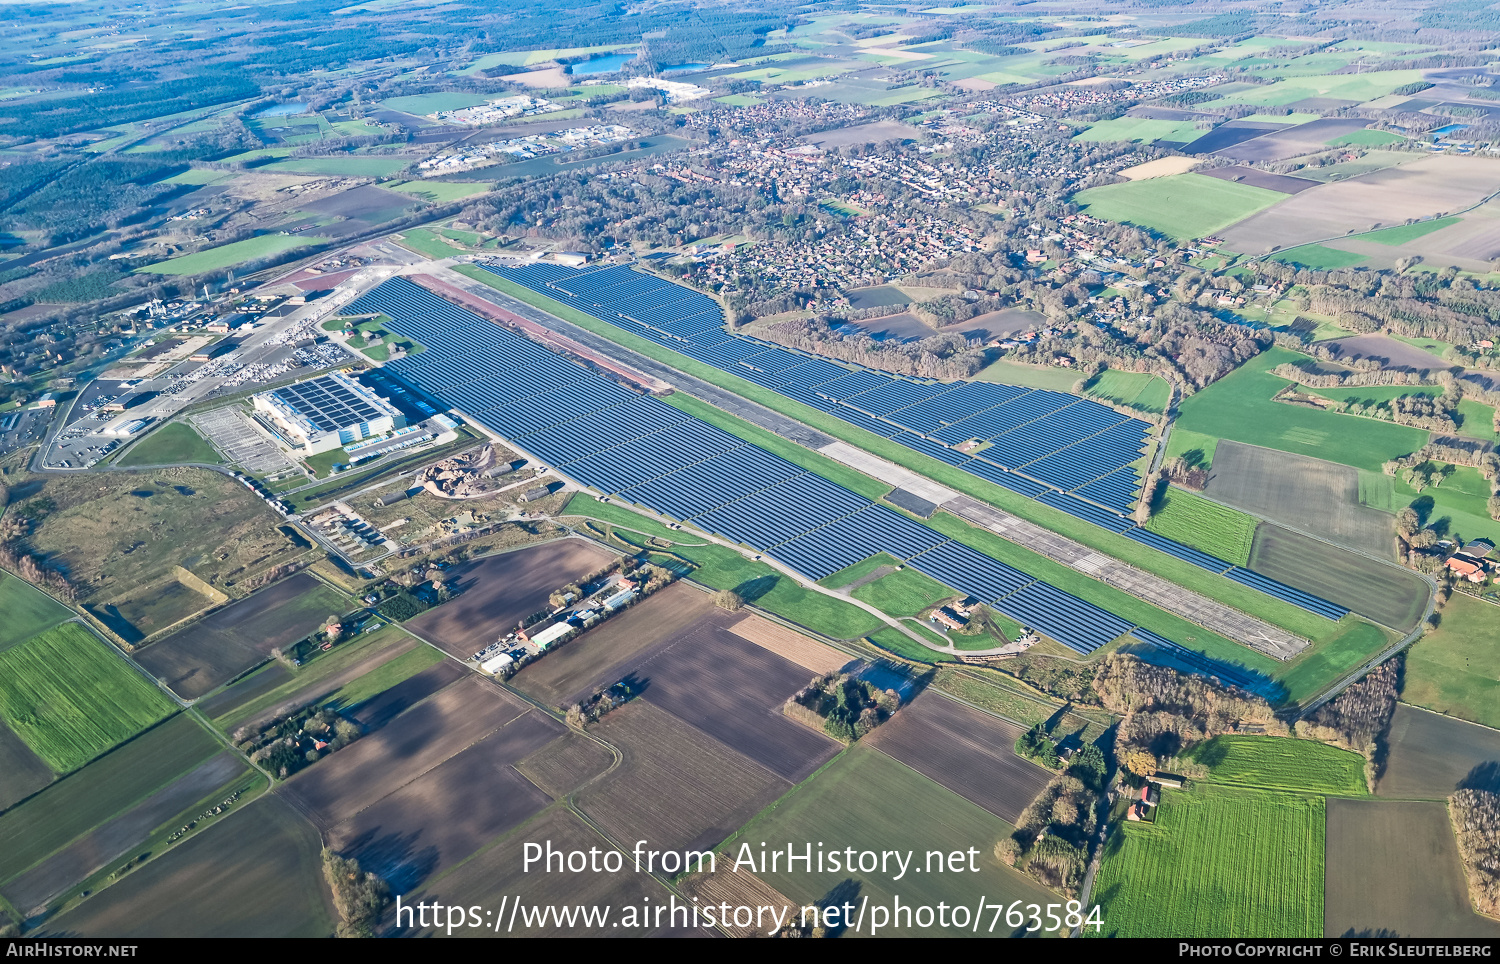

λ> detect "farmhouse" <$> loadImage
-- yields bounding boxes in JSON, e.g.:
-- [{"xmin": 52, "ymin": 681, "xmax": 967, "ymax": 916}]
[
  {"xmin": 1446, "ymin": 556, "xmax": 1486, "ymax": 583},
  {"xmin": 930, "ymin": 608, "xmax": 966, "ymax": 631},
  {"xmin": 521, "ymin": 620, "xmax": 573, "ymax": 651},
  {"xmin": 253, "ymin": 370, "xmax": 406, "ymax": 455}
]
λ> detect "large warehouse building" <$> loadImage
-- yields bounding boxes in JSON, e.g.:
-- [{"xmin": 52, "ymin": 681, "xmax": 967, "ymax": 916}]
[{"xmin": 253, "ymin": 371, "xmax": 405, "ymax": 455}]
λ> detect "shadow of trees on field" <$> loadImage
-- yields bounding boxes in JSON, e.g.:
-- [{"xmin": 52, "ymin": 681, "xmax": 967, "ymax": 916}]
[
  {"xmin": 1460, "ymin": 761, "xmax": 1500, "ymax": 794},
  {"xmin": 734, "ymin": 574, "xmax": 779, "ymax": 604}
]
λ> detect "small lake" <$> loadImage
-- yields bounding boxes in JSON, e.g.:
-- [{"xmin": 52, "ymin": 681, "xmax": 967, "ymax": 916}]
[
  {"xmin": 255, "ymin": 102, "xmax": 309, "ymax": 117},
  {"xmin": 570, "ymin": 54, "xmax": 636, "ymax": 75},
  {"xmin": 1433, "ymin": 123, "xmax": 1470, "ymax": 135}
]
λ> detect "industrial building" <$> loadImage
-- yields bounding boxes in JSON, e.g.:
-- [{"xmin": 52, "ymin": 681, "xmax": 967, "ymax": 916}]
[{"xmin": 252, "ymin": 370, "xmax": 405, "ymax": 455}]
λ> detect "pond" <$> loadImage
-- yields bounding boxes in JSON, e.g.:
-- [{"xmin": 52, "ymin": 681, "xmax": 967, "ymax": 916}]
[
  {"xmin": 255, "ymin": 102, "xmax": 309, "ymax": 117},
  {"xmin": 569, "ymin": 53, "xmax": 636, "ymax": 75}
]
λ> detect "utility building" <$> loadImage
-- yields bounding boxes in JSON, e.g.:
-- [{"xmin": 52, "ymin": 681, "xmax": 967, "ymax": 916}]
[{"xmin": 253, "ymin": 371, "xmax": 405, "ymax": 455}]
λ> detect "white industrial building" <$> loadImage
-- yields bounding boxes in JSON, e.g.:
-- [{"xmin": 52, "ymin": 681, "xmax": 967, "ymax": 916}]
[{"xmin": 253, "ymin": 371, "xmax": 405, "ymax": 455}]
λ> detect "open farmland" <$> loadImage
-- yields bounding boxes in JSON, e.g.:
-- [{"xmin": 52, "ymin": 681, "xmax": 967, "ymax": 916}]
[
  {"xmin": 1378, "ymin": 704, "xmax": 1500, "ymax": 799},
  {"xmin": 1145, "ymin": 488, "xmax": 1258, "ymax": 565},
  {"xmin": 1326, "ymin": 798, "xmax": 1500, "ymax": 938},
  {"xmin": 1212, "ymin": 119, "xmax": 1374, "ymax": 163},
  {"xmin": 0, "ymin": 724, "xmax": 53, "ymax": 812},
  {"xmin": 282, "ymin": 676, "xmax": 529, "ymax": 829},
  {"xmin": 727, "ymin": 614, "xmax": 851, "ymax": 674},
  {"xmin": 607, "ymin": 609, "xmax": 841, "ymax": 782},
  {"xmin": 0, "ymin": 572, "xmax": 72, "ymax": 652},
  {"xmin": 401, "ymin": 806, "xmax": 699, "ymax": 938},
  {"xmin": 1073, "ymin": 173, "xmax": 1284, "ymax": 242},
  {"xmin": 0, "ymin": 624, "xmax": 176, "ymax": 773},
  {"xmin": 1175, "ymin": 348, "xmax": 1428, "ymax": 472},
  {"xmin": 1202, "ymin": 441, "xmax": 1397, "ymax": 557},
  {"xmin": 42, "ymin": 795, "xmax": 332, "ymax": 938},
  {"xmin": 23, "ymin": 468, "xmax": 304, "ymax": 613},
  {"xmin": 135, "ymin": 573, "xmax": 350, "ymax": 700},
  {"xmin": 865, "ymin": 692, "xmax": 1053, "ymax": 823},
  {"xmin": 1402, "ymin": 594, "xmax": 1500, "ymax": 730},
  {"xmin": 405, "ymin": 539, "xmax": 613, "ymax": 657},
  {"xmin": 515, "ymin": 733, "xmax": 613, "ymax": 798},
  {"xmin": 136, "ymin": 235, "xmax": 312, "ymax": 275},
  {"xmin": 851, "ymin": 565, "xmax": 954, "ymax": 617},
  {"xmin": 727, "ymin": 745, "xmax": 1057, "ymax": 936},
  {"xmin": 327, "ymin": 711, "xmax": 561, "ymax": 891},
  {"xmin": 1220, "ymin": 155, "xmax": 1500, "ymax": 256},
  {"xmin": 510, "ymin": 581, "xmax": 716, "ymax": 707},
  {"xmin": 575, "ymin": 700, "xmax": 791, "ymax": 854},
  {"xmin": 1183, "ymin": 735, "xmax": 1367, "ymax": 795},
  {"xmin": 0, "ymin": 714, "xmax": 219, "ymax": 885},
  {"xmin": 347, "ymin": 660, "xmax": 465, "ymax": 730},
  {"xmin": 1249, "ymin": 525, "xmax": 1428, "ymax": 631},
  {"xmin": 1090, "ymin": 785, "xmax": 1323, "ymax": 938},
  {"xmin": 2, "ymin": 752, "xmax": 247, "ymax": 915}
]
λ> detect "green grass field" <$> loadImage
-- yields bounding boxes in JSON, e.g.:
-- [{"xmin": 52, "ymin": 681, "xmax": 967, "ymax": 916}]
[
  {"xmin": 323, "ymin": 642, "xmax": 445, "ymax": 711},
  {"xmin": 818, "ymin": 553, "xmax": 901, "ymax": 589},
  {"xmin": 396, "ymin": 227, "xmax": 469, "ymax": 260},
  {"xmin": 116, "ymin": 422, "xmax": 220, "ymax": 466},
  {"xmin": 0, "ymin": 572, "xmax": 73, "ymax": 652},
  {"xmin": 1073, "ymin": 174, "xmax": 1284, "ymax": 242},
  {"xmin": 868, "ymin": 624, "xmax": 956, "ymax": 662},
  {"xmin": 1091, "ymin": 784, "xmax": 1324, "ymax": 937},
  {"xmin": 974, "ymin": 359, "xmax": 1082, "ymax": 392},
  {"xmin": 1327, "ymin": 129, "xmax": 1406, "ymax": 148},
  {"xmin": 1403, "ymin": 593, "xmax": 1500, "ymax": 730},
  {"xmin": 1358, "ymin": 216, "xmax": 1462, "ymax": 247},
  {"xmin": 1174, "ymin": 347, "xmax": 1429, "ymax": 472},
  {"xmin": 137, "ymin": 235, "xmax": 312, "ymax": 276},
  {"xmin": 1269, "ymin": 244, "xmax": 1369, "ymax": 270},
  {"xmin": 1276, "ymin": 621, "xmax": 1394, "ymax": 707},
  {"xmin": 1145, "ymin": 488, "xmax": 1258, "ymax": 565},
  {"xmin": 0, "ymin": 713, "xmax": 219, "ymax": 883},
  {"xmin": 1087, "ymin": 370, "xmax": 1171, "ymax": 413},
  {"xmin": 385, "ymin": 180, "xmax": 491, "ymax": 204},
  {"xmin": 724, "ymin": 746, "xmax": 1056, "ymax": 934},
  {"xmin": 258, "ymin": 155, "xmax": 411, "ymax": 177},
  {"xmin": 1184, "ymin": 735, "xmax": 1368, "ymax": 794},
  {"xmin": 0, "ymin": 624, "xmax": 176, "ymax": 772},
  {"xmin": 851, "ymin": 566, "xmax": 955, "ymax": 617}
]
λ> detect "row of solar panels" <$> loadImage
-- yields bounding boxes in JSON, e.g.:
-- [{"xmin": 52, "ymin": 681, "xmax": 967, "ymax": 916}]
[
  {"xmin": 344, "ymin": 278, "xmax": 1150, "ymax": 655},
  {"xmin": 486, "ymin": 262, "xmax": 1351, "ymax": 624}
]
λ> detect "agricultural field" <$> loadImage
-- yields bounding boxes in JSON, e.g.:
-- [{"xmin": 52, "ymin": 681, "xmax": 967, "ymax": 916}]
[
  {"xmin": 346, "ymin": 661, "xmax": 465, "ymax": 730},
  {"xmin": 327, "ymin": 712, "xmax": 561, "ymax": 891},
  {"xmin": 0, "ymin": 571, "xmax": 72, "ymax": 652},
  {"xmin": 281, "ymin": 677, "xmax": 529, "ymax": 829},
  {"xmin": 1269, "ymin": 244, "xmax": 1368, "ymax": 270},
  {"xmin": 1074, "ymin": 117, "xmax": 1205, "ymax": 145},
  {"xmin": 1072, "ymin": 174, "xmax": 1284, "ymax": 242},
  {"xmin": 400, "ymin": 806, "xmax": 695, "ymax": 938},
  {"xmin": 258, "ymin": 155, "xmax": 412, "ymax": 178},
  {"xmin": 1402, "ymin": 593, "xmax": 1500, "ymax": 730},
  {"xmin": 1377, "ymin": 704, "xmax": 1500, "ymax": 799},
  {"xmin": 1183, "ymin": 735, "xmax": 1367, "ymax": 795},
  {"xmin": 575, "ymin": 700, "xmax": 791, "ymax": 854},
  {"xmin": 1326, "ymin": 798, "xmax": 1500, "ymax": 938},
  {"xmin": 1091, "ymin": 784, "xmax": 1324, "ymax": 938},
  {"xmin": 136, "ymin": 235, "xmax": 312, "ymax": 276},
  {"xmin": 22, "ymin": 468, "xmax": 305, "ymax": 612},
  {"xmin": 1220, "ymin": 155, "xmax": 1500, "ymax": 256},
  {"xmin": 404, "ymin": 538, "xmax": 614, "ymax": 657},
  {"xmin": 1145, "ymin": 488, "xmax": 1258, "ymax": 565},
  {"xmin": 384, "ymin": 179, "xmax": 490, "ymax": 204},
  {"xmin": 1276, "ymin": 621, "xmax": 1394, "ymax": 708},
  {"xmin": 0, "ymin": 624, "xmax": 175, "ymax": 773},
  {"xmin": 2, "ymin": 751, "xmax": 248, "ymax": 916},
  {"xmin": 1174, "ymin": 348, "xmax": 1429, "ymax": 473},
  {"xmin": 381, "ymin": 92, "xmax": 489, "ymax": 115},
  {"xmin": 510, "ymin": 582, "xmax": 719, "ymax": 707},
  {"xmin": 42, "ymin": 795, "xmax": 332, "ymax": 938},
  {"xmin": 1200, "ymin": 441, "xmax": 1397, "ymax": 557},
  {"xmin": 865, "ymin": 692, "xmax": 1053, "ymax": 822},
  {"xmin": 1248, "ymin": 524, "xmax": 1429, "ymax": 631},
  {"xmin": 1086, "ymin": 370, "xmax": 1170, "ymax": 413},
  {"xmin": 515, "ymin": 733, "xmax": 614, "ymax": 799},
  {"xmin": 0, "ymin": 723, "xmax": 52, "ymax": 812},
  {"xmin": 134, "ymin": 573, "xmax": 350, "ymax": 700},
  {"xmin": 727, "ymin": 745, "xmax": 1057, "ymax": 935},
  {"xmin": 0, "ymin": 714, "xmax": 220, "ymax": 884}
]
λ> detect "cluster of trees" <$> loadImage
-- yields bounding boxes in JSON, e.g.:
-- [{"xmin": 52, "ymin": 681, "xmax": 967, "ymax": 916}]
[
  {"xmin": 1161, "ymin": 455, "xmax": 1208, "ymax": 491},
  {"xmin": 1295, "ymin": 659, "xmax": 1399, "ymax": 786},
  {"xmin": 566, "ymin": 677, "xmax": 639, "ymax": 727},
  {"xmin": 996, "ymin": 744, "xmax": 1107, "ymax": 895},
  {"xmin": 0, "ymin": 495, "xmax": 78, "ymax": 603},
  {"xmin": 786, "ymin": 673, "xmax": 899, "ymax": 743},
  {"xmin": 1094, "ymin": 654, "xmax": 1287, "ymax": 775},
  {"xmin": 322, "ymin": 850, "xmax": 391, "ymax": 939},
  {"xmin": 761, "ymin": 316, "xmax": 989, "ymax": 380},
  {"xmin": 1297, "ymin": 385, "xmax": 1465, "ymax": 434},
  {"xmin": 1449, "ymin": 789, "xmax": 1500, "ymax": 919},
  {"xmin": 233, "ymin": 704, "xmax": 361, "ymax": 780}
]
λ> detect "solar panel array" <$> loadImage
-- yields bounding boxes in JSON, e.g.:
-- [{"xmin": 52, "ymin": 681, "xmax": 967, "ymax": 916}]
[
  {"xmin": 485, "ymin": 262, "xmax": 1349, "ymax": 623},
  {"xmin": 343, "ymin": 277, "xmax": 1148, "ymax": 655}
]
